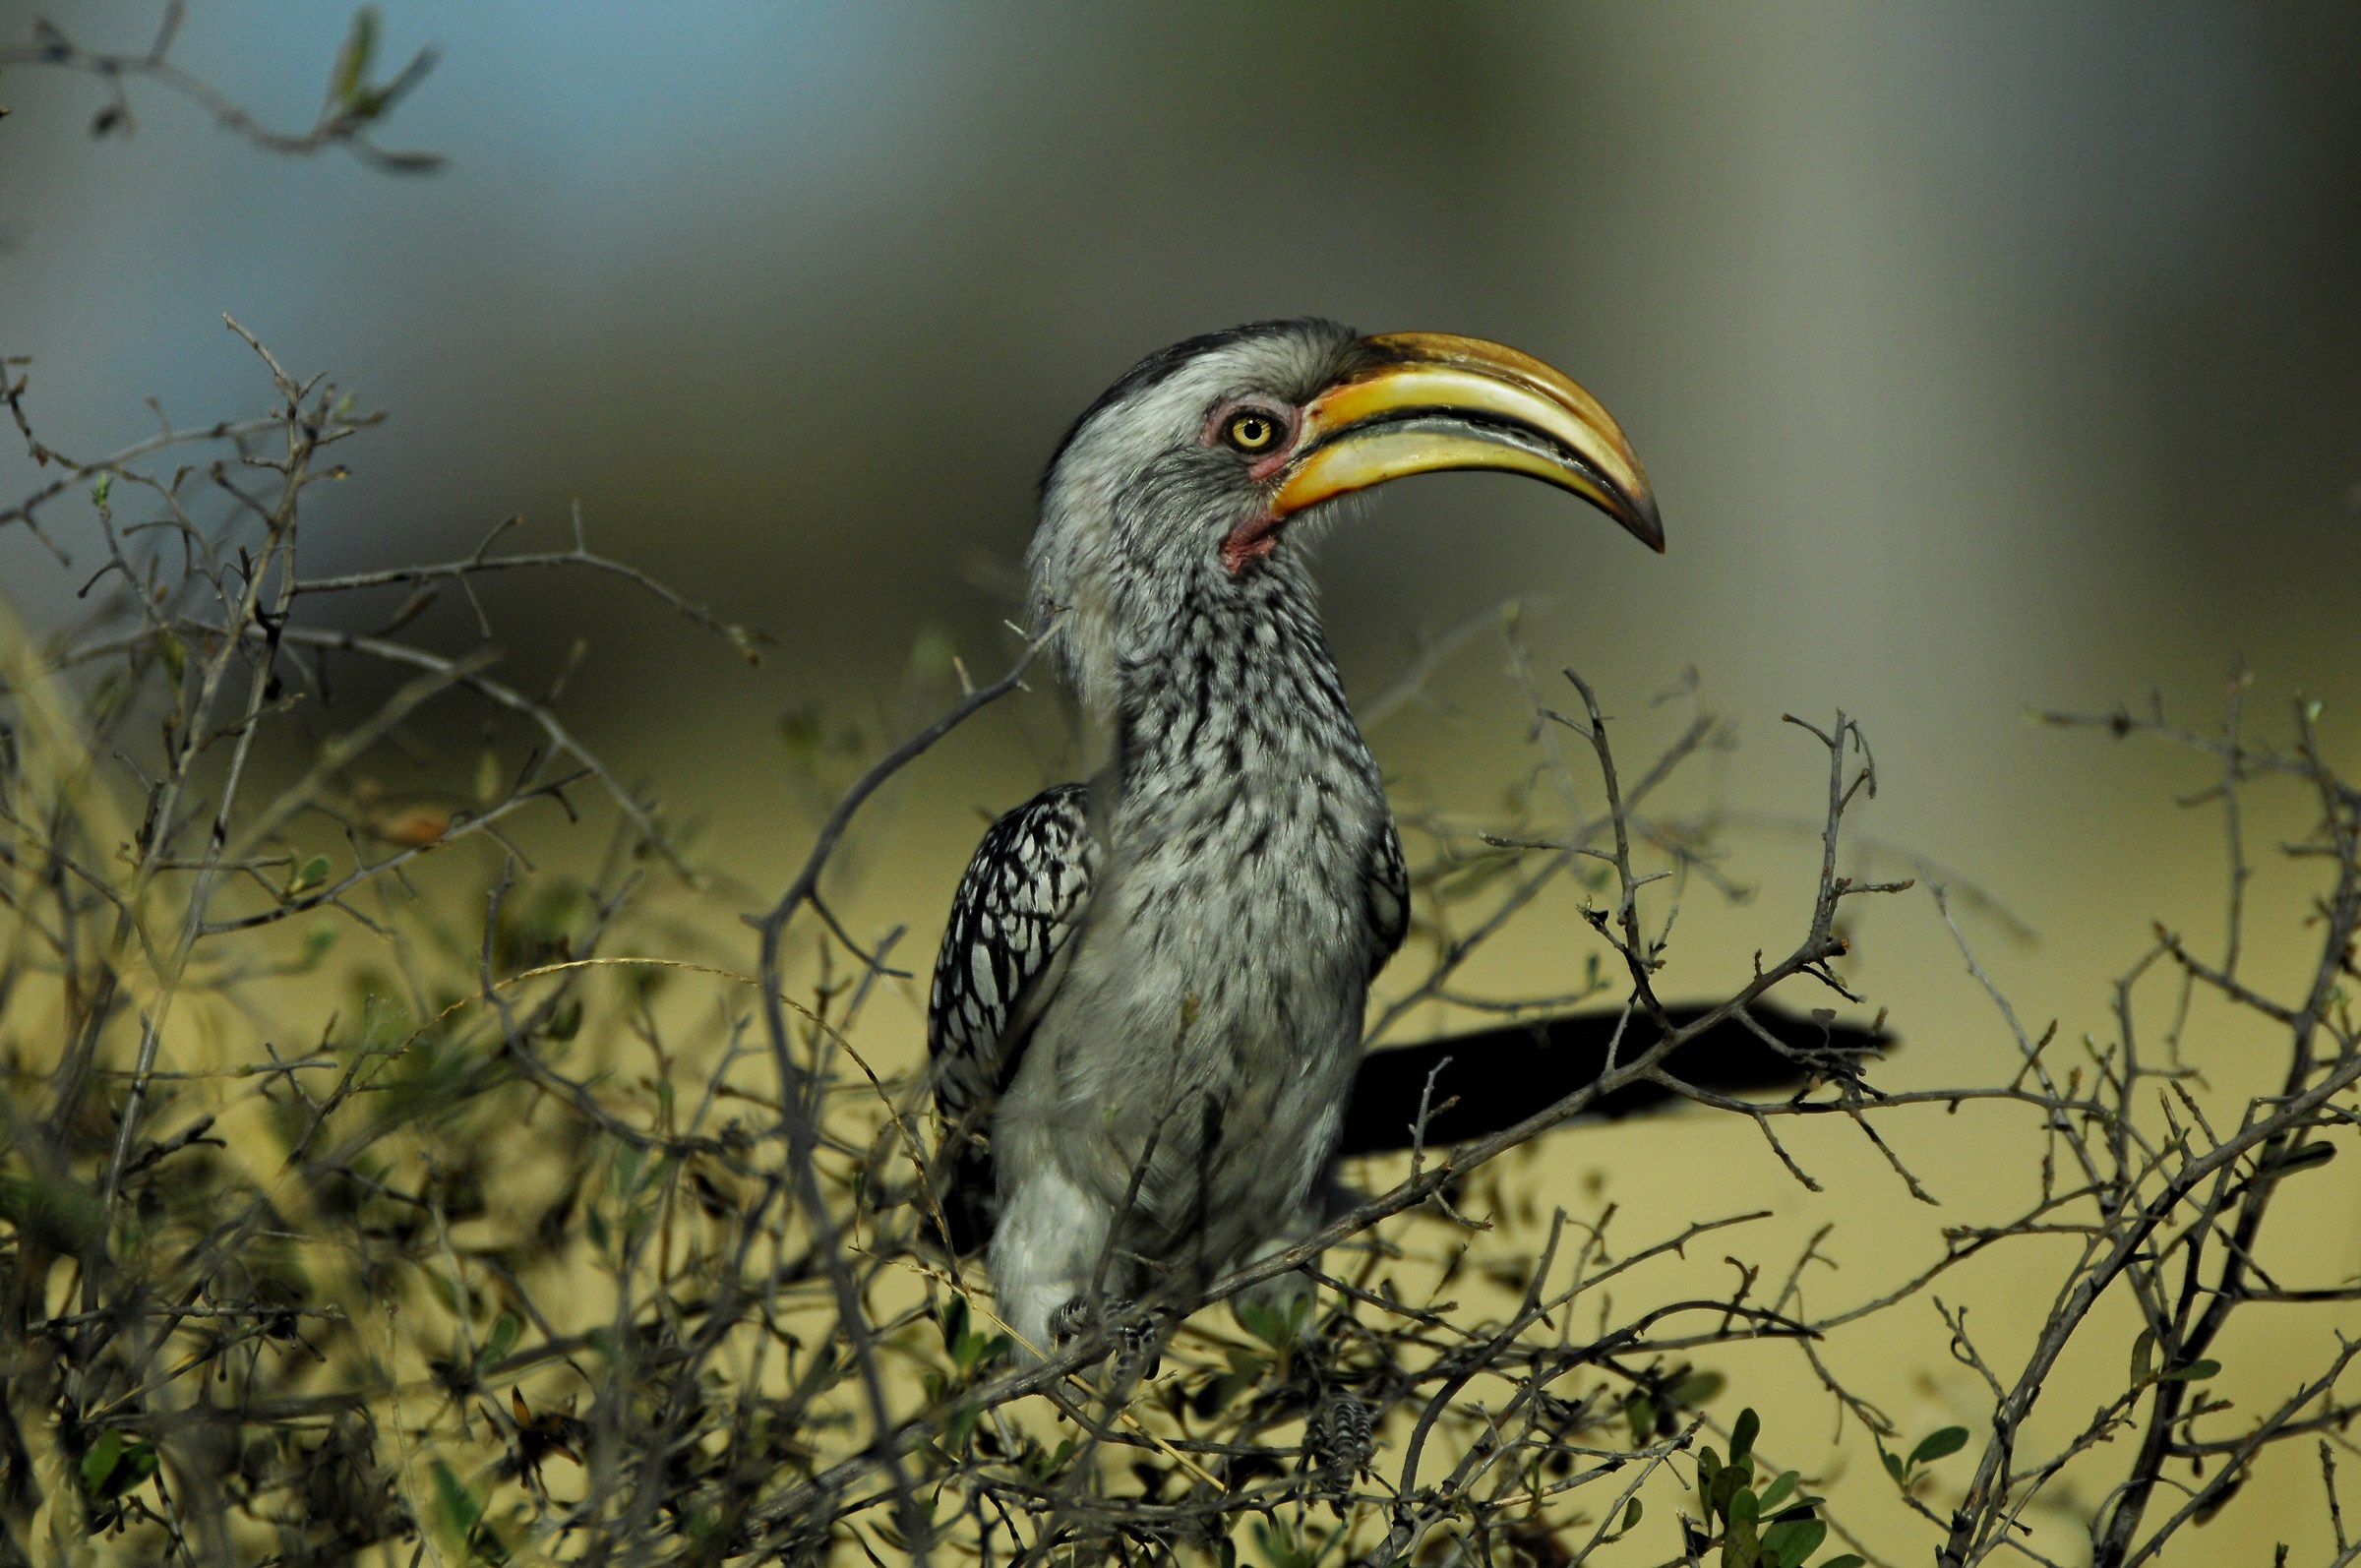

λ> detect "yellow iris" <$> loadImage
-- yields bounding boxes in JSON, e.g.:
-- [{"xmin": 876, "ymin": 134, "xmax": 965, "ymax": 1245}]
[{"xmin": 1225, "ymin": 411, "xmax": 1277, "ymax": 452}]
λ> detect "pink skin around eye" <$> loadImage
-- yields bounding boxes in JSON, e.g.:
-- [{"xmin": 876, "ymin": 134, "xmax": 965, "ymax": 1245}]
[{"xmin": 1203, "ymin": 401, "xmax": 1301, "ymax": 573}]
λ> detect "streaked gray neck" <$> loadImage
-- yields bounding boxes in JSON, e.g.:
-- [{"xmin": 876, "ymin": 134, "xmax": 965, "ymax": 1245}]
[{"xmin": 1111, "ymin": 561, "xmax": 1379, "ymax": 822}]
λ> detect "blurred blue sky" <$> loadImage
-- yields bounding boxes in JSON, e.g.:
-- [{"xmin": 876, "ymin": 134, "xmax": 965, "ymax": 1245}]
[{"xmin": 5, "ymin": 2, "xmax": 2359, "ymax": 990}]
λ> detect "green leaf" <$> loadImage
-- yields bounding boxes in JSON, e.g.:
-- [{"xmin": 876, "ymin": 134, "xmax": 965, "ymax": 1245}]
[
  {"xmin": 953, "ymin": 1324, "xmax": 1003, "ymax": 1373},
  {"xmin": 288, "ymin": 854, "xmax": 332, "ymax": 895},
  {"xmin": 424, "ymin": 1269, "xmax": 464, "ymax": 1315},
  {"xmin": 939, "ymin": 1295, "xmax": 969, "ymax": 1356},
  {"xmin": 479, "ymin": 1312, "xmax": 519, "ymax": 1368},
  {"xmin": 1668, "ymin": 1368, "xmax": 1725, "ymax": 1408},
  {"xmin": 1761, "ymin": 1517, "xmax": 1826, "ymax": 1567},
  {"xmin": 1198, "ymin": 1352, "xmax": 1263, "ymax": 1416},
  {"xmin": 431, "ymin": 1458, "xmax": 480, "ymax": 1538},
  {"xmin": 111, "ymin": 1442, "xmax": 158, "ymax": 1497},
  {"xmin": 1253, "ymin": 1516, "xmax": 1319, "ymax": 1568},
  {"xmin": 1239, "ymin": 1298, "xmax": 1294, "ymax": 1348},
  {"xmin": 2130, "ymin": 1328, "xmax": 2156, "ymax": 1384},
  {"xmin": 80, "ymin": 1430, "xmax": 124, "ymax": 1495},
  {"xmin": 1725, "ymin": 1483, "xmax": 1761, "ymax": 1568},
  {"xmin": 1909, "ymin": 1426, "xmax": 1969, "ymax": 1467},
  {"xmin": 2160, "ymin": 1358, "xmax": 2221, "ymax": 1383},
  {"xmin": 1759, "ymin": 1470, "xmax": 1800, "ymax": 1514},
  {"xmin": 79, "ymin": 1435, "xmax": 160, "ymax": 1501},
  {"xmin": 1881, "ymin": 1448, "xmax": 1907, "ymax": 1483},
  {"xmin": 545, "ymin": 998, "xmax": 582, "ymax": 1042},
  {"xmin": 1717, "ymin": 1456, "xmax": 1756, "ymax": 1523},
  {"xmin": 333, "ymin": 7, "xmax": 380, "ymax": 111},
  {"xmin": 1729, "ymin": 1407, "xmax": 1760, "ymax": 1465},
  {"xmin": 2270, "ymin": 1142, "xmax": 2337, "ymax": 1176},
  {"xmin": 1821, "ymin": 1557, "xmax": 1867, "ymax": 1568},
  {"xmin": 942, "ymin": 1398, "xmax": 982, "ymax": 1454},
  {"xmin": 90, "ymin": 471, "xmax": 111, "ymax": 507}
]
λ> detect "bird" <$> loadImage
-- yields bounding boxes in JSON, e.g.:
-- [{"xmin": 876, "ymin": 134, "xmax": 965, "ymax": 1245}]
[{"xmin": 927, "ymin": 318, "xmax": 1666, "ymax": 1357}]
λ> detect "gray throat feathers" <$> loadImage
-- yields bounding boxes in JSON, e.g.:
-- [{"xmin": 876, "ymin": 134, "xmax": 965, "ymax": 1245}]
[
  {"xmin": 1110, "ymin": 564, "xmax": 1381, "ymax": 824},
  {"xmin": 1083, "ymin": 561, "xmax": 1394, "ymax": 1085}
]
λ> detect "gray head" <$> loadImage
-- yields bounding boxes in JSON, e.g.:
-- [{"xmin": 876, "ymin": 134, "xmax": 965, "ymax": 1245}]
[{"xmin": 1028, "ymin": 318, "xmax": 1665, "ymax": 720}]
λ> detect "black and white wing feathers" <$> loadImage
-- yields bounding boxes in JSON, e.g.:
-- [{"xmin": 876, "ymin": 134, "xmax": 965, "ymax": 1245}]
[
  {"xmin": 928, "ymin": 782, "xmax": 1097, "ymax": 1126},
  {"xmin": 1363, "ymin": 820, "xmax": 1410, "ymax": 980}
]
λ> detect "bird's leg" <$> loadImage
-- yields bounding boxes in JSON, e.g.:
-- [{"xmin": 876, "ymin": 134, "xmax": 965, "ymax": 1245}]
[{"xmin": 989, "ymin": 1157, "xmax": 1113, "ymax": 1360}]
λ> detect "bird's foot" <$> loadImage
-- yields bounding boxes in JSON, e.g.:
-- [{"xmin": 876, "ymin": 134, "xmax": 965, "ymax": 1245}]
[
  {"xmin": 1048, "ymin": 1294, "xmax": 1165, "ymax": 1381},
  {"xmin": 1109, "ymin": 1306, "xmax": 1166, "ymax": 1385},
  {"xmin": 1048, "ymin": 1293, "xmax": 1097, "ymax": 1349},
  {"xmin": 1304, "ymin": 1391, "xmax": 1374, "ymax": 1507}
]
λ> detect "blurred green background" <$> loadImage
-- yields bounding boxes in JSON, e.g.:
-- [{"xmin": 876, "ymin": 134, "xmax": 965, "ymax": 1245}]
[
  {"xmin": 6, "ymin": 5, "xmax": 2361, "ymax": 1559},
  {"xmin": 7, "ymin": 3, "xmax": 2358, "ymax": 949}
]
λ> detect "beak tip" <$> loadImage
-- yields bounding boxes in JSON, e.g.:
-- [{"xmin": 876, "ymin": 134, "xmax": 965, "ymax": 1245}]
[{"xmin": 1628, "ymin": 494, "xmax": 1666, "ymax": 553}]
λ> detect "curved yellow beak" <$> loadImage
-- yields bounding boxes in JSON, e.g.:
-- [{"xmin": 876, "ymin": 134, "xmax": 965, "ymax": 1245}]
[{"xmin": 1269, "ymin": 332, "xmax": 1663, "ymax": 552}]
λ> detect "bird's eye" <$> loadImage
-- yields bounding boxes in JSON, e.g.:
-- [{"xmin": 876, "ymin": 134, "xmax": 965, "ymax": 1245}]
[{"xmin": 1223, "ymin": 410, "xmax": 1282, "ymax": 453}]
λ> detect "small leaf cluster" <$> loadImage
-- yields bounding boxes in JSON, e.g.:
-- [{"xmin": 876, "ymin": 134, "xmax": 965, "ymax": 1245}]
[
  {"xmin": 78, "ymin": 1429, "xmax": 160, "ymax": 1522},
  {"xmin": 1693, "ymin": 1409, "xmax": 1861, "ymax": 1568},
  {"xmin": 1875, "ymin": 1422, "xmax": 1970, "ymax": 1497},
  {"xmin": 1625, "ymin": 1365, "xmax": 1725, "ymax": 1445},
  {"xmin": 921, "ymin": 1296, "xmax": 1013, "ymax": 1462},
  {"xmin": 1191, "ymin": 1293, "xmax": 1313, "ymax": 1417},
  {"xmin": 2128, "ymin": 1328, "xmax": 2221, "ymax": 1390},
  {"xmin": 1245, "ymin": 1513, "xmax": 1335, "ymax": 1568}
]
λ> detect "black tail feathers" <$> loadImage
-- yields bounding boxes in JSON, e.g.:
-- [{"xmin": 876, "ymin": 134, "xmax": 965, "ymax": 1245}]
[
  {"xmin": 924, "ymin": 1002, "xmax": 1892, "ymax": 1255},
  {"xmin": 1335, "ymin": 1002, "xmax": 1890, "ymax": 1158}
]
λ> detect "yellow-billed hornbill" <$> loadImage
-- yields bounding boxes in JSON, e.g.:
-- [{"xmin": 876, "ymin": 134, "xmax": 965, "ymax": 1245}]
[{"xmin": 928, "ymin": 320, "xmax": 1663, "ymax": 1356}]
